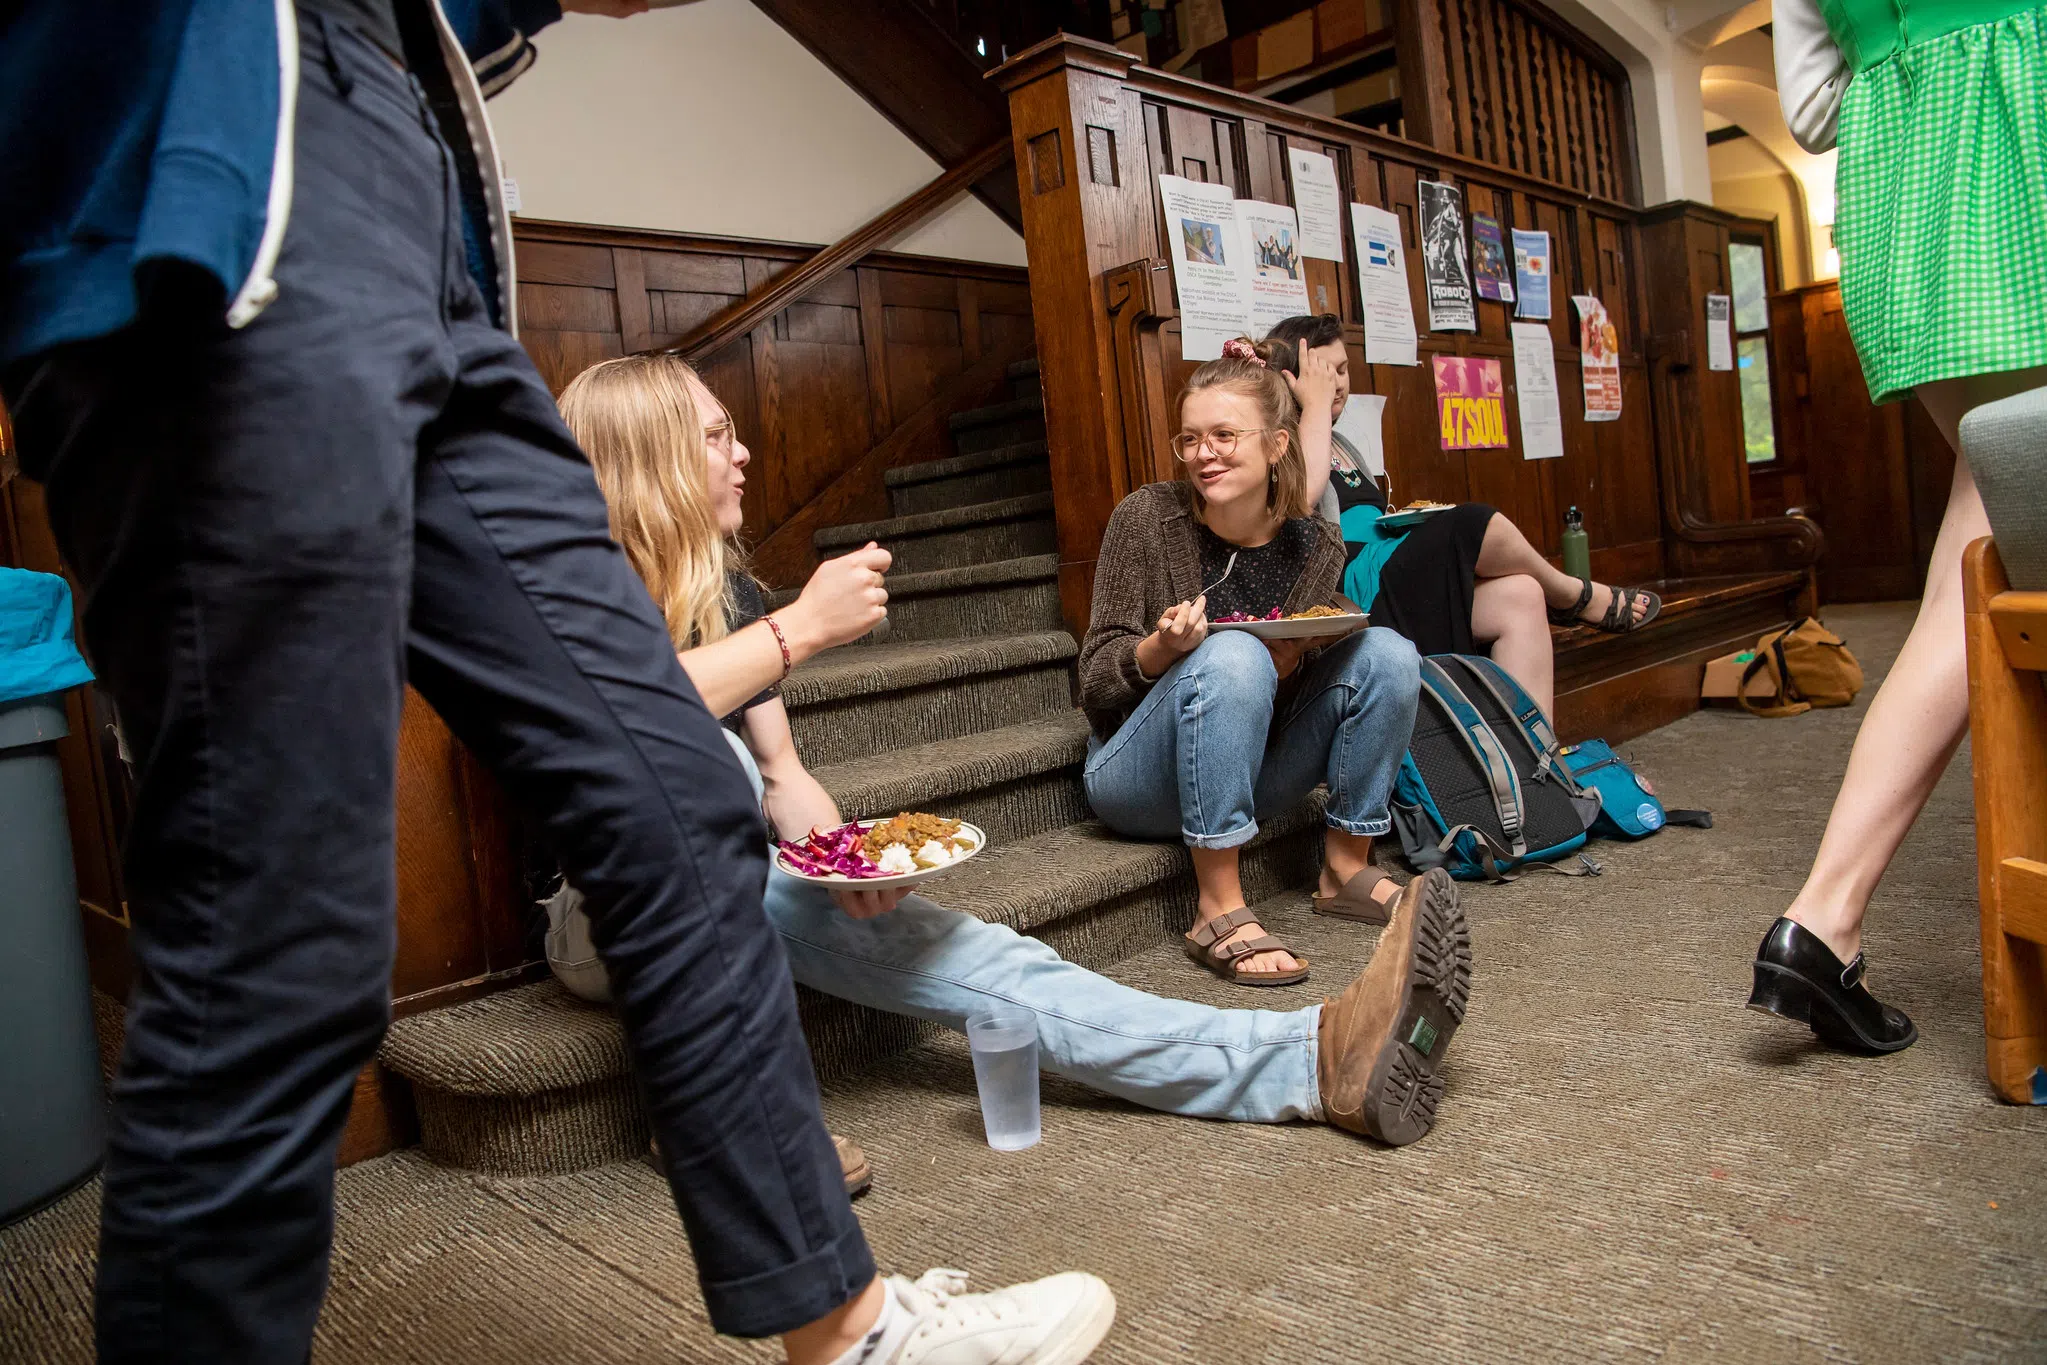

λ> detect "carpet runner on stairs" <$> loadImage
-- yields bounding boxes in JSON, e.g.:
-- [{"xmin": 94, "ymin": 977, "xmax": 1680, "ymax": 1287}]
[{"xmin": 380, "ymin": 356, "xmax": 1326, "ymax": 1174}]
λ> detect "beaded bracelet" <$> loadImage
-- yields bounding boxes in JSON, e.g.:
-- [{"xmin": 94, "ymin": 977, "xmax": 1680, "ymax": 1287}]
[{"xmin": 763, "ymin": 614, "xmax": 793, "ymax": 678}]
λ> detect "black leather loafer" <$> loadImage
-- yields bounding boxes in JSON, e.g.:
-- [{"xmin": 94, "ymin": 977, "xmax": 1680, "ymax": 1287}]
[{"xmin": 1748, "ymin": 917, "xmax": 1917, "ymax": 1054}]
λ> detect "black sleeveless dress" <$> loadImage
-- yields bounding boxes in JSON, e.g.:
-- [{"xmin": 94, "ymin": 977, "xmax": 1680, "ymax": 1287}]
[{"xmin": 1330, "ymin": 460, "xmax": 1497, "ymax": 658}]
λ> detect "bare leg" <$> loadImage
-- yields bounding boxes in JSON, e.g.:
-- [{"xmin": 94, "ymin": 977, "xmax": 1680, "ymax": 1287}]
[
  {"xmin": 1471, "ymin": 573, "xmax": 1556, "ymax": 718},
  {"xmin": 1191, "ymin": 847, "xmax": 1303, "ymax": 974},
  {"xmin": 1473, "ymin": 512, "xmax": 1649, "ymax": 626},
  {"xmin": 785, "ymin": 1280, "xmax": 886, "ymax": 1365},
  {"xmin": 1318, "ymin": 828, "xmax": 1400, "ymax": 908},
  {"xmin": 1780, "ymin": 366, "xmax": 2047, "ymax": 960}
]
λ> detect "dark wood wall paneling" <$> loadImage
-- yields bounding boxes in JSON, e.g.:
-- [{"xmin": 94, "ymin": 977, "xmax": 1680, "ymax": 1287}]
[
  {"xmin": 1756, "ymin": 280, "xmax": 1955, "ymax": 602},
  {"xmin": 995, "ymin": 34, "xmax": 1816, "ymax": 649},
  {"xmin": 512, "ymin": 221, "xmax": 1033, "ymax": 587},
  {"xmin": 1400, "ymin": 0, "xmax": 1639, "ymax": 206}
]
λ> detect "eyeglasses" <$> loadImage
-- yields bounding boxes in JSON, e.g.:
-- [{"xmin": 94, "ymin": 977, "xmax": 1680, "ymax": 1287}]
[
  {"xmin": 1171, "ymin": 427, "xmax": 1270, "ymax": 462},
  {"xmin": 703, "ymin": 421, "xmax": 736, "ymax": 455}
]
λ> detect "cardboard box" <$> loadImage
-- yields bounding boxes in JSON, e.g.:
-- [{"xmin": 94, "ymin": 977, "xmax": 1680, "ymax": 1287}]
[{"xmin": 1701, "ymin": 649, "xmax": 1774, "ymax": 703}]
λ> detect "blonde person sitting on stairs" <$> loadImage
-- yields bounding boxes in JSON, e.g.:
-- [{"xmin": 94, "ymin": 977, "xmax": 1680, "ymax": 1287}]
[{"xmin": 545, "ymin": 350, "xmax": 1473, "ymax": 1149}]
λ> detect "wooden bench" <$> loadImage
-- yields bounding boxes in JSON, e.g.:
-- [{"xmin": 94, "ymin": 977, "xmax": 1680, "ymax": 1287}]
[
  {"xmin": 1963, "ymin": 537, "xmax": 2047, "ymax": 1105},
  {"xmin": 1552, "ymin": 569, "xmax": 1814, "ymax": 745}
]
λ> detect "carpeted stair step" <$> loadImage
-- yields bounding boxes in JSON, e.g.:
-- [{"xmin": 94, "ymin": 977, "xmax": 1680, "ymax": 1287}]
[
  {"xmin": 813, "ymin": 492, "xmax": 1056, "ymax": 575},
  {"xmin": 884, "ymin": 441, "xmax": 1051, "ymax": 516},
  {"xmin": 948, "ymin": 396, "xmax": 1046, "ymax": 455},
  {"xmin": 1006, "ymin": 356, "xmax": 1041, "ymax": 400},
  {"xmin": 812, "ymin": 712, "xmax": 1091, "ymax": 844},
  {"xmin": 868, "ymin": 554, "xmax": 1061, "ymax": 642},
  {"xmin": 925, "ymin": 800, "xmax": 1324, "ymax": 970},
  {"xmin": 782, "ymin": 631, "xmax": 1077, "ymax": 766},
  {"xmin": 763, "ymin": 553, "xmax": 1060, "ymax": 645},
  {"xmin": 376, "ymin": 804, "xmax": 1322, "ymax": 1175},
  {"xmin": 378, "ymin": 984, "xmax": 644, "ymax": 1176}
]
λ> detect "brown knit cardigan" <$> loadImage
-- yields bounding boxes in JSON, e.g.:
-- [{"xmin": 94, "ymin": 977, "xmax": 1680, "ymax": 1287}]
[{"xmin": 1076, "ymin": 480, "xmax": 1346, "ymax": 741}]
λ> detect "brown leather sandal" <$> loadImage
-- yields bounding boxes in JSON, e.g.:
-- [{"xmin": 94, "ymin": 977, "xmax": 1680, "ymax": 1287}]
[
  {"xmin": 1184, "ymin": 906, "xmax": 1310, "ymax": 987},
  {"xmin": 1311, "ymin": 866, "xmax": 1401, "ymax": 924}
]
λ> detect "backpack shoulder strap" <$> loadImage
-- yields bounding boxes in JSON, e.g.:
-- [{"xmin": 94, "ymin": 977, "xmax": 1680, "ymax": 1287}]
[
  {"xmin": 1419, "ymin": 658, "xmax": 1526, "ymax": 856},
  {"xmin": 1451, "ymin": 655, "xmax": 1575, "ymax": 791}
]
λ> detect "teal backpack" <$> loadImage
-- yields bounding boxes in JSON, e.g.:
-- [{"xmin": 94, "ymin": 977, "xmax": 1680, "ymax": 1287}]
[
  {"xmin": 1390, "ymin": 656, "xmax": 1601, "ymax": 881},
  {"xmin": 1391, "ymin": 656, "xmax": 1709, "ymax": 881}
]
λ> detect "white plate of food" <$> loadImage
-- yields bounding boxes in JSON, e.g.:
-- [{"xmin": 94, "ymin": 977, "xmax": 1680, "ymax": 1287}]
[
  {"xmin": 1209, "ymin": 606, "xmax": 1371, "ymax": 640},
  {"xmin": 1375, "ymin": 501, "xmax": 1458, "ymax": 531},
  {"xmin": 775, "ymin": 813, "xmax": 988, "ymax": 890}
]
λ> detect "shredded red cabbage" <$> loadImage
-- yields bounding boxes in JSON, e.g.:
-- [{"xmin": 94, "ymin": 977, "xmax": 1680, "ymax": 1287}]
[
  {"xmin": 776, "ymin": 821, "xmax": 891, "ymax": 879},
  {"xmin": 1214, "ymin": 607, "xmax": 1286, "ymax": 623}
]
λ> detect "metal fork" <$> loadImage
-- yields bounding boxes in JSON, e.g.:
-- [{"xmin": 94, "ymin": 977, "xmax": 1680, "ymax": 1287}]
[{"xmin": 1198, "ymin": 551, "xmax": 1237, "ymax": 601}]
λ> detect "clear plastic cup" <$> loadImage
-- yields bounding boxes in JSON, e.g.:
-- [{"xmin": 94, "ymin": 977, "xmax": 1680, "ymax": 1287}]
[{"xmin": 965, "ymin": 1007, "xmax": 1041, "ymax": 1151}]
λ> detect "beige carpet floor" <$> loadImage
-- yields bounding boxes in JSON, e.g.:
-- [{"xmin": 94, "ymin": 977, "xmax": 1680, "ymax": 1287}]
[{"xmin": 5, "ymin": 602, "xmax": 2043, "ymax": 1363}]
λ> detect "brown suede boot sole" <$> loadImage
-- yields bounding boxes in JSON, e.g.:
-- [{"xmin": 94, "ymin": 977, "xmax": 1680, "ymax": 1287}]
[{"xmin": 1317, "ymin": 868, "xmax": 1471, "ymax": 1146}]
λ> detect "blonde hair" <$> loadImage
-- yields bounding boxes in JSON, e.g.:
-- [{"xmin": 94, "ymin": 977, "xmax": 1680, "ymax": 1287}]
[
  {"xmin": 558, "ymin": 352, "xmax": 740, "ymax": 650},
  {"xmin": 1177, "ymin": 337, "xmax": 1308, "ymax": 520}
]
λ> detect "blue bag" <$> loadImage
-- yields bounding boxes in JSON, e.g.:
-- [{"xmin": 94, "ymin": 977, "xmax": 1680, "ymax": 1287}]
[
  {"xmin": 0, "ymin": 569, "xmax": 94, "ymax": 705},
  {"xmin": 1557, "ymin": 740, "xmax": 1664, "ymax": 838},
  {"xmin": 1390, "ymin": 655, "xmax": 1602, "ymax": 881},
  {"xmin": 1558, "ymin": 739, "xmax": 1711, "ymax": 839}
]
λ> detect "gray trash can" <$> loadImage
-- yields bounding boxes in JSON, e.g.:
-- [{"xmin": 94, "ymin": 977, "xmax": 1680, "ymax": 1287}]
[{"xmin": 0, "ymin": 569, "xmax": 106, "ymax": 1228}]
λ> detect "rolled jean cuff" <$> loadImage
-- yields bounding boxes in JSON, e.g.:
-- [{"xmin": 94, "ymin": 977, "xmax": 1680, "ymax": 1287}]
[
  {"xmin": 1301, "ymin": 1001, "xmax": 1326, "ymax": 1122},
  {"xmin": 1186, "ymin": 819, "xmax": 1259, "ymax": 851},
  {"xmin": 1325, "ymin": 811, "xmax": 1391, "ymax": 838},
  {"xmin": 700, "ymin": 1221, "xmax": 877, "ymax": 1339}
]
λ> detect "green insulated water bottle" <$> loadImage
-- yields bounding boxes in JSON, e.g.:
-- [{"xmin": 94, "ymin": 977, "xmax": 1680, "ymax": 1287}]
[{"xmin": 1561, "ymin": 506, "xmax": 1591, "ymax": 582}]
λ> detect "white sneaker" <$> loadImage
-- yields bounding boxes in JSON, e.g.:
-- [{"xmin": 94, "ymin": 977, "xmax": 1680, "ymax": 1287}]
[{"xmin": 881, "ymin": 1267, "xmax": 1116, "ymax": 1365}]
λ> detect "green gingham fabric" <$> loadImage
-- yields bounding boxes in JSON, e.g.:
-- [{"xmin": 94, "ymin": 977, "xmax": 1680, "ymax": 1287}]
[{"xmin": 1834, "ymin": 6, "xmax": 2047, "ymax": 404}]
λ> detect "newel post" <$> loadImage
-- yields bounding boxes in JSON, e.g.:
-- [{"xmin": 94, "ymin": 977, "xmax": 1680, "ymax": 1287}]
[{"xmin": 993, "ymin": 36, "xmax": 1154, "ymax": 636}]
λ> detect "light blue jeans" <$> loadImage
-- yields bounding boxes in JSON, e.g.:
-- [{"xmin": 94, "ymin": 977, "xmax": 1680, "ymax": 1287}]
[
  {"xmin": 726, "ymin": 732, "xmax": 1321, "ymax": 1123},
  {"xmin": 1083, "ymin": 627, "xmax": 1421, "ymax": 849}
]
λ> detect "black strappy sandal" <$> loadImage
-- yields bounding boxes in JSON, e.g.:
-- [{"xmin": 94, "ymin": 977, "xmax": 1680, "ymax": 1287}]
[{"xmin": 1547, "ymin": 577, "xmax": 1663, "ymax": 634}]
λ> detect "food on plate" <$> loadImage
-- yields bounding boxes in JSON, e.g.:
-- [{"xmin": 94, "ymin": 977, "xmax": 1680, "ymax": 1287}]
[
  {"xmin": 1397, "ymin": 500, "xmax": 1456, "ymax": 512},
  {"xmin": 860, "ymin": 812, "xmax": 971, "ymax": 862},
  {"xmin": 776, "ymin": 813, "xmax": 980, "ymax": 880},
  {"xmin": 1213, "ymin": 604, "xmax": 1355, "ymax": 624}
]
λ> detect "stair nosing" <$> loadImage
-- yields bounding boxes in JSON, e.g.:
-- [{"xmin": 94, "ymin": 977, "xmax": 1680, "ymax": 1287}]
[
  {"xmin": 928, "ymin": 803, "xmax": 1322, "ymax": 932},
  {"xmin": 947, "ymin": 396, "xmax": 1045, "ymax": 430},
  {"xmin": 884, "ymin": 440, "xmax": 1049, "ymax": 488},
  {"xmin": 813, "ymin": 713, "xmax": 1090, "ymax": 814},
  {"xmin": 883, "ymin": 553, "xmax": 1059, "ymax": 597},
  {"xmin": 783, "ymin": 630, "xmax": 1076, "ymax": 707},
  {"xmin": 813, "ymin": 492, "xmax": 1054, "ymax": 549}
]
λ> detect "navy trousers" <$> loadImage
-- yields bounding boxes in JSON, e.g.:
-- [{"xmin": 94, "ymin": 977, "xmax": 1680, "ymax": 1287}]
[{"xmin": 4, "ymin": 17, "xmax": 869, "ymax": 1357}]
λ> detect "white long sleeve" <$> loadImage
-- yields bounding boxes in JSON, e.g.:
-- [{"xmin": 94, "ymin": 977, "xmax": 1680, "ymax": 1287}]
[{"xmin": 1774, "ymin": 0, "xmax": 1851, "ymax": 154}]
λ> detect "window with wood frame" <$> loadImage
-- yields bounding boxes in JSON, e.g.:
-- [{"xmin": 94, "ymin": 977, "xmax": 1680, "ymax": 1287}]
[{"xmin": 1729, "ymin": 235, "xmax": 1778, "ymax": 465}]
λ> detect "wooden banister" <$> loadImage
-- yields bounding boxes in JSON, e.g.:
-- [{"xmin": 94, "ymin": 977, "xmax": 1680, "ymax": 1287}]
[{"xmin": 674, "ymin": 138, "xmax": 1013, "ymax": 362}]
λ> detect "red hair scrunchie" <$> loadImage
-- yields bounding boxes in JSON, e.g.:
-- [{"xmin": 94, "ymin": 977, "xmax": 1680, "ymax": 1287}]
[{"xmin": 1220, "ymin": 337, "xmax": 1266, "ymax": 366}]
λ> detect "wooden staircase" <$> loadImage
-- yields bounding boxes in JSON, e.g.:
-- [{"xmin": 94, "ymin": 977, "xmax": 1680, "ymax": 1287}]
[{"xmin": 378, "ymin": 359, "xmax": 1325, "ymax": 1173}]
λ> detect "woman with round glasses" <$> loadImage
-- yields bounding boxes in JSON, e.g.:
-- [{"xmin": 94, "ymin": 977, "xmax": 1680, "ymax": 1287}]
[{"xmin": 1079, "ymin": 339, "xmax": 1462, "ymax": 1001}]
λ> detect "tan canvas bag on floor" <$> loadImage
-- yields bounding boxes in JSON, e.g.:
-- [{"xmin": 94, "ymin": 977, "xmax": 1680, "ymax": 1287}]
[{"xmin": 1738, "ymin": 617, "xmax": 1864, "ymax": 718}]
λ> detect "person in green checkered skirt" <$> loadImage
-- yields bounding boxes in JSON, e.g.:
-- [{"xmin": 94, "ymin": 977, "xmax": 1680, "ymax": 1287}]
[{"xmin": 1749, "ymin": 2, "xmax": 2047, "ymax": 1059}]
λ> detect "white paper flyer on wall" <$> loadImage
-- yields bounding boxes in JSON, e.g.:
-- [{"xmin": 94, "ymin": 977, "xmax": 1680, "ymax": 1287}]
[
  {"xmin": 1348, "ymin": 202, "xmax": 1418, "ymax": 367},
  {"xmin": 1285, "ymin": 148, "xmax": 1345, "ymax": 263},
  {"xmin": 1157, "ymin": 174, "xmax": 1252, "ymax": 360},
  {"xmin": 1236, "ymin": 201, "xmax": 1313, "ymax": 335}
]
